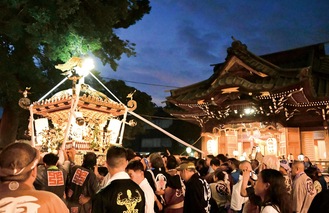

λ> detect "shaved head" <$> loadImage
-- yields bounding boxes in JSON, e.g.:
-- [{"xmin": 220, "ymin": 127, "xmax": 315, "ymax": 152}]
[
  {"xmin": 293, "ymin": 161, "xmax": 304, "ymax": 168},
  {"xmin": 292, "ymin": 161, "xmax": 305, "ymax": 177}
]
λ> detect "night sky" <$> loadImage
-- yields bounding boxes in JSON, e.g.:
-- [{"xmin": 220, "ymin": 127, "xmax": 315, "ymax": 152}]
[{"xmin": 96, "ymin": 0, "xmax": 329, "ymax": 106}]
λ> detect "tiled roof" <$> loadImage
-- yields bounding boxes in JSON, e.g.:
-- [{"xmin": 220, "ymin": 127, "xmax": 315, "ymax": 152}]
[{"xmin": 166, "ymin": 40, "xmax": 329, "ymax": 130}]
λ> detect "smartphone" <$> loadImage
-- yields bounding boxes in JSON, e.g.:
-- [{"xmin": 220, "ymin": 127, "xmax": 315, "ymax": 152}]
[{"xmin": 250, "ymin": 171, "xmax": 258, "ymax": 181}]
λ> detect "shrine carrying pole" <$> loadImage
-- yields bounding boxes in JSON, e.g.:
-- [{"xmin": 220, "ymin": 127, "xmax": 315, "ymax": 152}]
[{"xmin": 89, "ymin": 72, "xmax": 204, "ymax": 154}]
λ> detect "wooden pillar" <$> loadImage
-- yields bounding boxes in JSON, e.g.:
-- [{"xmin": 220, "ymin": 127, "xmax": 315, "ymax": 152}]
[
  {"xmin": 286, "ymin": 127, "xmax": 300, "ymax": 159},
  {"xmin": 301, "ymin": 131, "xmax": 315, "ymax": 162},
  {"xmin": 225, "ymin": 133, "xmax": 238, "ymax": 158},
  {"xmin": 325, "ymin": 130, "xmax": 329, "ymax": 160}
]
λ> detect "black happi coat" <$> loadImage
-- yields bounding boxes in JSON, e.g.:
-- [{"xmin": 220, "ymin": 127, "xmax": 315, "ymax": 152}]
[
  {"xmin": 92, "ymin": 179, "xmax": 145, "ymax": 213},
  {"xmin": 183, "ymin": 173, "xmax": 211, "ymax": 213}
]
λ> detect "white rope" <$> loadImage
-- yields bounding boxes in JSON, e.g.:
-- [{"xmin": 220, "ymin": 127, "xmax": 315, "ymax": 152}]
[
  {"xmin": 89, "ymin": 72, "xmax": 204, "ymax": 154},
  {"xmin": 37, "ymin": 75, "xmax": 71, "ymax": 102}
]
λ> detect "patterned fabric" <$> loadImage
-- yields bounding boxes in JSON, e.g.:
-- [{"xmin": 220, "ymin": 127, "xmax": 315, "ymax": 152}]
[
  {"xmin": 292, "ymin": 172, "xmax": 316, "ymax": 213},
  {"xmin": 34, "ymin": 165, "xmax": 67, "ymax": 199},
  {"xmin": 183, "ymin": 173, "xmax": 211, "ymax": 213},
  {"xmin": 0, "ymin": 182, "xmax": 68, "ymax": 213},
  {"xmin": 145, "ymin": 168, "xmax": 169, "ymax": 212},
  {"xmin": 92, "ymin": 179, "xmax": 145, "ymax": 213},
  {"xmin": 66, "ymin": 165, "xmax": 98, "ymax": 213},
  {"xmin": 210, "ymin": 180, "xmax": 230, "ymax": 208},
  {"xmin": 283, "ymin": 174, "xmax": 292, "ymax": 194},
  {"xmin": 313, "ymin": 180, "xmax": 322, "ymax": 194}
]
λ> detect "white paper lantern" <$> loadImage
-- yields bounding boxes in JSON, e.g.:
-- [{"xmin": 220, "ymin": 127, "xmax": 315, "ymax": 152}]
[
  {"xmin": 34, "ymin": 118, "xmax": 49, "ymax": 145},
  {"xmin": 107, "ymin": 119, "xmax": 122, "ymax": 144}
]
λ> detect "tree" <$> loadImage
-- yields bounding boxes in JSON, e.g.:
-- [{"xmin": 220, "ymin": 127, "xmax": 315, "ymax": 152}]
[
  {"xmin": 167, "ymin": 119, "xmax": 201, "ymax": 155},
  {"xmin": 0, "ymin": 0, "xmax": 151, "ymax": 148}
]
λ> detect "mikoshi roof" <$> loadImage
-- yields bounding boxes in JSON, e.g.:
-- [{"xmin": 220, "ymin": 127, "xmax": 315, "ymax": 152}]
[{"xmin": 32, "ymin": 84, "xmax": 126, "ymax": 126}]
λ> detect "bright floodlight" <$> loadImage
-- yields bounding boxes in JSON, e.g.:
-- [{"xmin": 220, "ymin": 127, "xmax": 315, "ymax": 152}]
[
  {"xmin": 186, "ymin": 147, "xmax": 192, "ymax": 154},
  {"xmin": 244, "ymin": 108, "xmax": 255, "ymax": 115},
  {"xmin": 75, "ymin": 58, "xmax": 95, "ymax": 76}
]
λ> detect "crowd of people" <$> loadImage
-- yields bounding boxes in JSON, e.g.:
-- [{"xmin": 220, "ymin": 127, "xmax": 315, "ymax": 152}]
[{"xmin": 1, "ymin": 141, "xmax": 329, "ymax": 213}]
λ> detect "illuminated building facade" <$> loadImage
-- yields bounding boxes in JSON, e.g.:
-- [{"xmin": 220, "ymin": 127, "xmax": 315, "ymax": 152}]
[{"xmin": 166, "ymin": 40, "xmax": 329, "ymax": 161}]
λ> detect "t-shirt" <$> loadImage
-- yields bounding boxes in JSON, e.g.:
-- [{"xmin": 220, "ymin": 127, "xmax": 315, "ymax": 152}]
[
  {"xmin": 260, "ymin": 205, "xmax": 279, "ymax": 213},
  {"xmin": 139, "ymin": 178, "xmax": 155, "ymax": 213}
]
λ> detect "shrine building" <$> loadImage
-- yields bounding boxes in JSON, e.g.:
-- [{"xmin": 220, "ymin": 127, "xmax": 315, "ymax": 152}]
[{"xmin": 166, "ymin": 39, "xmax": 329, "ymax": 162}]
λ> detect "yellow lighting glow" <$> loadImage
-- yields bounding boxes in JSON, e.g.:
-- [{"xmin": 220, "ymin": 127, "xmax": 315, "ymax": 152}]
[{"xmin": 75, "ymin": 58, "xmax": 95, "ymax": 76}]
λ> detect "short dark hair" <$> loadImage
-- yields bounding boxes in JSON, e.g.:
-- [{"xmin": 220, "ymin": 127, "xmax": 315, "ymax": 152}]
[
  {"xmin": 126, "ymin": 160, "xmax": 144, "ymax": 172},
  {"xmin": 210, "ymin": 158, "xmax": 221, "ymax": 166},
  {"xmin": 228, "ymin": 158, "xmax": 240, "ymax": 169},
  {"xmin": 214, "ymin": 169, "xmax": 225, "ymax": 181},
  {"xmin": 82, "ymin": 152, "xmax": 97, "ymax": 170},
  {"xmin": 216, "ymin": 154, "xmax": 228, "ymax": 163},
  {"xmin": 251, "ymin": 159, "xmax": 259, "ymax": 166},
  {"xmin": 106, "ymin": 146, "xmax": 127, "ymax": 168},
  {"xmin": 206, "ymin": 154, "xmax": 215, "ymax": 159},
  {"xmin": 166, "ymin": 155, "xmax": 178, "ymax": 170},
  {"xmin": 43, "ymin": 153, "xmax": 59, "ymax": 166},
  {"xmin": 126, "ymin": 148, "xmax": 136, "ymax": 161}
]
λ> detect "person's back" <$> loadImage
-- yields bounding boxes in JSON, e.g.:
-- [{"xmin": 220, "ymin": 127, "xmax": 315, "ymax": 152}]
[
  {"xmin": 0, "ymin": 142, "xmax": 68, "ymax": 213},
  {"xmin": 291, "ymin": 161, "xmax": 316, "ymax": 213},
  {"xmin": 34, "ymin": 152, "xmax": 67, "ymax": 199},
  {"xmin": 95, "ymin": 178, "xmax": 145, "ymax": 212},
  {"xmin": 164, "ymin": 155, "xmax": 185, "ymax": 213},
  {"xmin": 177, "ymin": 162, "xmax": 211, "ymax": 213},
  {"xmin": 209, "ymin": 170, "xmax": 230, "ymax": 212},
  {"xmin": 0, "ymin": 183, "xmax": 68, "ymax": 212},
  {"xmin": 145, "ymin": 152, "xmax": 169, "ymax": 212},
  {"xmin": 66, "ymin": 152, "xmax": 99, "ymax": 213},
  {"xmin": 308, "ymin": 188, "xmax": 329, "ymax": 213},
  {"xmin": 92, "ymin": 146, "xmax": 145, "ymax": 213}
]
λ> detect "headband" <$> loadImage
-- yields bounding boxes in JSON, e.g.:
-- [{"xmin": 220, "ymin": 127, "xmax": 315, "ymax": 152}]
[{"xmin": 0, "ymin": 148, "xmax": 40, "ymax": 177}]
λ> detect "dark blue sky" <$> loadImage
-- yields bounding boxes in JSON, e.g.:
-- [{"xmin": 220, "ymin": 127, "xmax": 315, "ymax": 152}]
[{"xmin": 97, "ymin": 0, "xmax": 329, "ymax": 106}]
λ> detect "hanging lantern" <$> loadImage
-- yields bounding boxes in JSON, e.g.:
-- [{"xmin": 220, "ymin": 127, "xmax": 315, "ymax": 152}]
[
  {"xmin": 107, "ymin": 119, "xmax": 122, "ymax": 145},
  {"xmin": 34, "ymin": 118, "xmax": 49, "ymax": 145},
  {"xmin": 207, "ymin": 139, "xmax": 218, "ymax": 155},
  {"xmin": 266, "ymin": 138, "xmax": 277, "ymax": 154}
]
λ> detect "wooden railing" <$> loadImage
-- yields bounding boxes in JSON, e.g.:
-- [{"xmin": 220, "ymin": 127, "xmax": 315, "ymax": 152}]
[{"xmin": 314, "ymin": 161, "xmax": 329, "ymax": 173}]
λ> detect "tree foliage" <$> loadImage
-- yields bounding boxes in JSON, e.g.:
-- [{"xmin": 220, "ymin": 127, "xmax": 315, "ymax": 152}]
[{"xmin": 0, "ymin": 0, "xmax": 151, "ymax": 147}]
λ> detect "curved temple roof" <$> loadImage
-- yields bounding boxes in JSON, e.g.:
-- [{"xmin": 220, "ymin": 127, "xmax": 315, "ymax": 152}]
[
  {"xmin": 32, "ymin": 83, "xmax": 126, "ymax": 126},
  {"xmin": 166, "ymin": 40, "xmax": 329, "ymax": 131}
]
